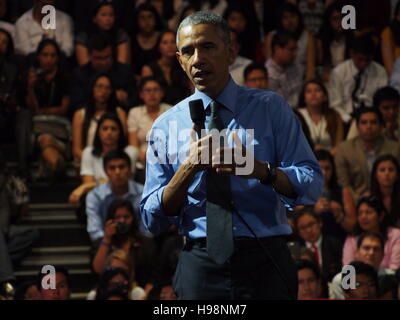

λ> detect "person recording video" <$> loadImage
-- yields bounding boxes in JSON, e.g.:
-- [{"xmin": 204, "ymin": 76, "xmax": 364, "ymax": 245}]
[{"xmin": 140, "ymin": 11, "xmax": 323, "ymax": 300}]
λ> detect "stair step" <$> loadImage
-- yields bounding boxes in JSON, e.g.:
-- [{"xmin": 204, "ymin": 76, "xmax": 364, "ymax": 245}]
[
  {"xmin": 30, "ymin": 203, "xmax": 78, "ymax": 210},
  {"xmin": 30, "ymin": 246, "xmax": 90, "ymax": 254},
  {"xmin": 21, "ymin": 254, "xmax": 90, "ymax": 267},
  {"xmin": 34, "ymin": 225, "xmax": 91, "ymax": 247}
]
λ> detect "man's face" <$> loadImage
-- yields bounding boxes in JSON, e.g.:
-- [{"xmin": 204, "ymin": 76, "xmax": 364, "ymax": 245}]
[
  {"xmin": 245, "ymin": 69, "xmax": 268, "ymax": 89},
  {"xmin": 378, "ymin": 100, "xmax": 399, "ymax": 127},
  {"xmin": 40, "ymin": 272, "xmax": 70, "ymax": 300},
  {"xmin": 274, "ymin": 39, "xmax": 298, "ymax": 67},
  {"xmin": 297, "ymin": 214, "xmax": 322, "ymax": 244},
  {"xmin": 105, "ymin": 159, "xmax": 130, "ymax": 188},
  {"xmin": 356, "ymin": 237, "xmax": 383, "ymax": 269},
  {"xmin": 351, "ymin": 52, "xmax": 372, "ymax": 71},
  {"xmin": 345, "ymin": 274, "xmax": 377, "ymax": 299},
  {"xmin": 176, "ymin": 24, "xmax": 234, "ymax": 98},
  {"xmin": 357, "ymin": 112, "xmax": 381, "ymax": 143},
  {"xmin": 298, "ymin": 268, "xmax": 321, "ymax": 300},
  {"xmin": 91, "ymin": 47, "xmax": 113, "ymax": 73}
]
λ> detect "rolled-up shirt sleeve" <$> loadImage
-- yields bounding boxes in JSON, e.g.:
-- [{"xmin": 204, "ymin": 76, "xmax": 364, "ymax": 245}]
[
  {"xmin": 140, "ymin": 124, "xmax": 178, "ymax": 235},
  {"xmin": 271, "ymin": 97, "xmax": 323, "ymax": 209}
]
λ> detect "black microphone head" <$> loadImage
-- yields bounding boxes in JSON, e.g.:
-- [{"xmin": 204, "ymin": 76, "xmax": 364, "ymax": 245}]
[{"xmin": 189, "ymin": 99, "xmax": 205, "ymax": 124}]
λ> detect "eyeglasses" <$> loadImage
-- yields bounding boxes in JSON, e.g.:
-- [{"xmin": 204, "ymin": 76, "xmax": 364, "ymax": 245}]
[{"xmin": 142, "ymin": 88, "xmax": 162, "ymax": 93}]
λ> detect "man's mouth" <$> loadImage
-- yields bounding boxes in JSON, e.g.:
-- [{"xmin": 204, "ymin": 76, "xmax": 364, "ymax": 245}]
[{"xmin": 193, "ymin": 71, "xmax": 211, "ymax": 79}]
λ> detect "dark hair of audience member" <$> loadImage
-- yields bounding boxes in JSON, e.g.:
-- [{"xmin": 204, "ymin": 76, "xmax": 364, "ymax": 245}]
[
  {"xmin": 276, "ymin": 2, "xmax": 304, "ymax": 40},
  {"xmin": 106, "ymin": 198, "xmax": 140, "ymax": 236},
  {"xmin": 95, "ymin": 267, "xmax": 130, "ymax": 300},
  {"xmin": 103, "ymin": 149, "xmax": 132, "ymax": 171},
  {"xmin": 36, "ymin": 266, "xmax": 70, "ymax": 291},
  {"xmin": 14, "ymin": 281, "xmax": 39, "ymax": 300},
  {"xmin": 373, "ymin": 86, "xmax": 400, "ymax": 107},
  {"xmin": 356, "ymin": 232, "xmax": 385, "ymax": 250},
  {"xmin": 92, "ymin": 112, "xmax": 127, "ymax": 156},
  {"xmin": 271, "ymin": 31, "xmax": 297, "ymax": 56},
  {"xmin": 354, "ymin": 106, "xmax": 384, "ymax": 125},
  {"xmin": 317, "ymin": 2, "xmax": 352, "ymax": 67},
  {"xmin": 243, "ymin": 62, "xmax": 268, "ymax": 82},
  {"xmin": 297, "ymin": 79, "xmax": 340, "ymax": 144},
  {"xmin": 132, "ymin": 3, "xmax": 164, "ymax": 35},
  {"xmin": 370, "ymin": 155, "xmax": 400, "ymax": 227},
  {"xmin": 314, "ymin": 149, "xmax": 340, "ymax": 191},
  {"xmin": 353, "ymin": 196, "xmax": 389, "ymax": 241},
  {"xmin": 82, "ymin": 73, "xmax": 119, "ymax": 146},
  {"xmin": 350, "ymin": 35, "xmax": 376, "ymax": 57}
]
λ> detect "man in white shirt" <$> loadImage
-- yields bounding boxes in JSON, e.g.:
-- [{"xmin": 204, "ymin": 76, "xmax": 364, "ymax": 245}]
[
  {"xmin": 228, "ymin": 29, "xmax": 252, "ymax": 86},
  {"xmin": 329, "ymin": 232, "xmax": 394, "ymax": 299},
  {"xmin": 14, "ymin": 0, "xmax": 73, "ymax": 57},
  {"xmin": 328, "ymin": 35, "xmax": 388, "ymax": 124}
]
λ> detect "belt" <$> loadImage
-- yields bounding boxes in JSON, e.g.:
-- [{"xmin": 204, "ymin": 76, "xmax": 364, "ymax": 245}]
[{"xmin": 184, "ymin": 235, "xmax": 286, "ymax": 250}]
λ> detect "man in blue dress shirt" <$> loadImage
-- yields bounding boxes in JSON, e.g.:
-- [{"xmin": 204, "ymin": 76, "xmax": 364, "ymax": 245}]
[{"xmin": 140, "ymin": 11, "xmax": 323, "ymax": 300}]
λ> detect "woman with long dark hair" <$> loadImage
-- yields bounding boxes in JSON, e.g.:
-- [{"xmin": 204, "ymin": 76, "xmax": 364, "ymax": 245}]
[
  {"xmin": 23, "ymin": 38, "xmax": 71, "ymax": 179},
  {"xmin": 72, "ymin": 73, "xmax": 126, "ymax": 165},
  {"xmin": 381, "ymin": 1, "xmax": 400, "ymax": 75},
  {"xmin": 370, "ymin": 155, "xmax": 400, "ymax": 228},
  {"xmin": 141, "ymin": 30, "xmax": 190, "ymax": 105},
  {"xmin": 75, "ymin": 1, "xmax": 130, "ymax": 66},
  {"xmin": 69, "ymin": 113, "xmax": 136, "ymax": 204},
  {"xmin": 297, "ymin": 79, "xmax": 344, "ymax": 155},
  {"xmin": 342, "ymin": 196, "xmax": 400, "ymax": 270},
  {"xmin": 130, "ymin": 3, "xmax": 164, "ymax": 76},
  {"xmin": 263, "ymin": 2, "xmax": 316, "ymax": 80},
  {"xmin": 316, "ymin": 2, "xmax": 353, "ymax": 83}
]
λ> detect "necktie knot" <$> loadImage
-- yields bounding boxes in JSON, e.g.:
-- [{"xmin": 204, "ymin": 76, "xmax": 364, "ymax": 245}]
[
  {"xmin": 210, "ymin": 100, "xmax": 221, "ymax": 116},
  {"xmin": 208, "ymin": 101, "xmax": 224, "ymax": 131}
]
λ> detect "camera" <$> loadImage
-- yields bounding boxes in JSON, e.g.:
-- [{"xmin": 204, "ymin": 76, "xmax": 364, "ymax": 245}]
[{"xmin": 116, "ymin": 222, "xmax": 130, "ymax": 236}]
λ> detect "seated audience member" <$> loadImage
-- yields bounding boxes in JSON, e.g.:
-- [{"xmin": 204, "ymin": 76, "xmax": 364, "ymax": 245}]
[
  {"xmin": 263, "ymin": 2, "xmax": 316, "ymax": 81},
  {"xmin": 0, "ymin": 0, "xmax": 15, "ymax": 41},
  {"xmin": 294, "ymin": 207, "xmax": 343, "ymax": 282},
  {"xmin": 296, "ymin": 259, "xmax": 326, "ymax": 300},
  {"xmin": 379, "ymin": 274, "xmax": 400, "ymax": 299},
  {"xmin": 316, "ymin": 2, "xmax": 352, "ymax": 83},
  {"xmin": 329, "ymin": 35, "xmax": 388, "ymax": 124},
  {"xmin": 141, "ymin": 30, "xmax": 190, "ymax": 105},
  {"xmin": 330, "ymin": 232, "xmax": 394, "ymax": 299},
  {"xmin": 370, "ymin": 155, "xmax": 400, "ymax": 228},
  {"xmin": 265, "ymin": 31, "xmax": 303, "ymax": 108},
  {"xmin": 381, "ymin": 2, "xmax": 400, "ymax": 76},
  {"xmin": 373, "ymin": 86, "xmax": 400, "ymax": 142},
  {"xmin": 343, "ymin": 196, "xmax": 400, "ymax": 270},
  {"xmin": 130, "ymin": 3, "xmax": 164, "ymax": 77},
  {"xmin": 334, "ymin": 107, "xmax": 400, "ymax": 201},
  {"xmin": 92, "ymin": 199, "xmax": 157, "ymax": 296},
  {"xmin": 128, "ymin": 77, "xmax": 171, "ymax": 170},
  {"xmin": 95, "ymin": 267, "xmax": 130, "ymax": 300},
  {"xmin": 14, "ymin": 0, "xmax": 73, "ymax": 57},
  {"xmin": 71, "ymin": 34, "xmax": 137, "ymax": 110},
  {"xmin": 342, "ymin": 261, "xmax": 379, "ymax": 300},
  {"xmin": 69, "ymin": 113, "xmax": 137, "ymax": 204},
  {"xmin": 14, "ymin": 281, "xmax": 41, "ymax": 300},
  {"xmin": 37, "ymin": 266, "xmax": 71, "ymax": 300},
  {"xmin": 243, "ymin": 63, "xmax": 269, "ymax": 90},
  {"xmin": 72, "ymin": 74, "xmax": 127, "ymax": 166},
  {"xmin": 75, "ymin": 1, "xmax": 130, "ymax": 66},
  {"xmin": 0, "ymin": 28, "xmax": 31, "ymax": 177},
  {"xmin": 223, "ymin": 5, "xmax": 258, "ymax": 61},
  {"xmin": 297, "ymin": 0, "xmax": 325, "ymax": 34},
  {"xmin": 314, "ymin": 149, "xmax": 356, "ymax": 241},
  {"xmin": 147, "ymin": 281, "xmax": 177, "ymax": 300},
  {"xmin": 228, "ymin": 29, "xmax": 253, "ymax": 86},
  {"xmin": 297, "ymin": 80, "xmax": 344, "ymax": 154},
  {"xmin": 21, "ymin": 39, "xmax": 71, "ymax": 180},
  {"xmin": 86, "ymin": 149, "xmax": 147, "ymax": 242}
]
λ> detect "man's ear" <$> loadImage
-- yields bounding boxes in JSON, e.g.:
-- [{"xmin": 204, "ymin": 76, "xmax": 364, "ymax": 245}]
[{"xmin": 176, "ymin": 51, "xmax": 185, "ymax": 71}]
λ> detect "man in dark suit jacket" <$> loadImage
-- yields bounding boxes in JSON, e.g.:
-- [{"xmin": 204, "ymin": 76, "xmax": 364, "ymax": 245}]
[
  {"xmin": 71, "ymin": 34, "xmax": 138, "ymax": 113},
  {"xmin": 294, "ymin": 207, "xmax": 343, "ymax": 282}
]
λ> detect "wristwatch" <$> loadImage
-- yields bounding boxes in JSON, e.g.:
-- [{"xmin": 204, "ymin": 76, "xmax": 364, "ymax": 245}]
[{"xmin": 260, "ymin": 162, "xmax": 278, "ymax": 185}]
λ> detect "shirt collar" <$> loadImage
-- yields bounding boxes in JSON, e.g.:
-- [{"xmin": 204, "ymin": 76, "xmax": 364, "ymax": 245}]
[
  {"xmin": 104, "ymin": 180, "xmax": 141, "ymax": 197},
  {"xmin": 306, "ymin": 235, "xmax": 323, "ymax": 248},
  {"xmin": 192, "ymin": 77, "xmax": 237, "ymax": 114}
]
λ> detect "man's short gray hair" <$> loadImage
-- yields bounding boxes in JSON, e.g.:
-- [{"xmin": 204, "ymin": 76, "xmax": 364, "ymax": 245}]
[{"xmin": 176, "ymin": 11, "xmax": 230, "ymax": 48}]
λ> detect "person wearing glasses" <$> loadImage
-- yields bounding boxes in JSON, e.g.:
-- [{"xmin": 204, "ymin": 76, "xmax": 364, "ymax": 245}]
[
  {"xmin": 342, "ymin": 261, "xmax": 379, "ymax": 300},
  {"xmin": 127, "ymin": 77, "xmax": 171, "ymax": 170},
  {"xmin": 294, "ymin": 207, "xmax": 343, "ymax": 282}
]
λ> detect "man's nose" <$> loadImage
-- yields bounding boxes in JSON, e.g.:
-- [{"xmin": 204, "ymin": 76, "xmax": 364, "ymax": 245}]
[{"xmin": 193, "ymin": 48, "xmax": 206, "ymax": 66}]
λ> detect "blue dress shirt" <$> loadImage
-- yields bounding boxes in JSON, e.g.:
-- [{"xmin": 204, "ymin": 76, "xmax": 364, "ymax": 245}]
[{"xmin": 140, "ymin": 78, "xmax": 323, "ymax": 239}]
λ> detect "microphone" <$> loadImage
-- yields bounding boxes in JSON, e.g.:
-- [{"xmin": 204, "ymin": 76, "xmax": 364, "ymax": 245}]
[{"xmin": 189, "ymin": 99, "xmax": 205, "ymax": 138}]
